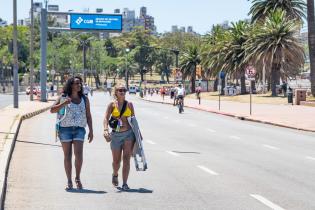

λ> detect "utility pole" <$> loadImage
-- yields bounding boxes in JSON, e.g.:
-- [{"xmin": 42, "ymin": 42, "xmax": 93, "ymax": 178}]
[
  {"xmin": 13, "ymin": 0, "xmax": 19, "ymax": 108},
  {"xmin": 30, "ymin": 0, "xmax": 34, "ymax": 101},
  {"xmin": 40, "ymin": 8, "xmax": 47, "ymax": 102}
]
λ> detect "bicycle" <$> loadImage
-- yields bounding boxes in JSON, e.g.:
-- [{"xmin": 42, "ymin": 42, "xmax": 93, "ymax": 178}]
[{"xmin": 177, "ymin": 96, "xmax": 184, "ymax": 113}]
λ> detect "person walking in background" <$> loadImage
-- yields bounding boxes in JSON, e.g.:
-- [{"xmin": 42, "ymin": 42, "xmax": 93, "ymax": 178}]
[
  {"xmin": 50, "ymin": 76, "xmax": 93, "ymax": 191},
  {"xmin": 83, "ymin": 83, "xmax": 91, "ymax": 97},
  {"xmin": 103, "ymin": 82, "xmax": 136, "ymax": 191}
]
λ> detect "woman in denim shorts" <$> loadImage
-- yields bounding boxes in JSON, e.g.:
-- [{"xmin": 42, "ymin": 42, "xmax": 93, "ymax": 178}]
[
  {"xmin": 103, "ymin": 82, "xmax": 136, "ymax": 191},
  {"xmin": 50, "ymin": 76, "xmax": 93, "ymax": 190}
]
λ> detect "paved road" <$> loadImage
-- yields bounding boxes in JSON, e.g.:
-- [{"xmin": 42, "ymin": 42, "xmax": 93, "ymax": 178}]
[
  {"xmin": 0, "ymin": 93, "xmax": 28, "ymax": 109},
  {"xmin": 4, "ymin": 92, "xmax": 315, "ymax": 210}
]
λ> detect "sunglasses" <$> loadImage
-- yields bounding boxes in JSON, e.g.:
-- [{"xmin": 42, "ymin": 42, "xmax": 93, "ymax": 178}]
[{"xmin": 117, "ymin": 89, "xmax": 127, "ymax": 93}]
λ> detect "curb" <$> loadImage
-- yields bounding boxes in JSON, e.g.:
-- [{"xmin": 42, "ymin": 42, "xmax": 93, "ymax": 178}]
[
  {"xmin": 0, "ymin": 105, "xmax": 52, "ymax": 210},
  {"xmin": 141, "ymin": 97, "xmax": 315, "ymax": 133}
]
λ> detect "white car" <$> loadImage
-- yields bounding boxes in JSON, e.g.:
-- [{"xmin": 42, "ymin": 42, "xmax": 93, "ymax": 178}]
[{"xmin": 129, "ymin": 86, "xmax": 137, "ymax": 94}]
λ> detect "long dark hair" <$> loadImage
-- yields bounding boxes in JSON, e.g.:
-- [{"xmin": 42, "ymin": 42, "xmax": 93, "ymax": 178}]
[{"xmin": 62, "ymin": 76, "xmax": 84, "ymax": 97}]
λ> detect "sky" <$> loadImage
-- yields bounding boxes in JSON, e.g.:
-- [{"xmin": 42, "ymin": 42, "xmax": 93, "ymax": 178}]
[{"xmin": 0, "ymin": 0, "xmax": 252, "ymax": 34}]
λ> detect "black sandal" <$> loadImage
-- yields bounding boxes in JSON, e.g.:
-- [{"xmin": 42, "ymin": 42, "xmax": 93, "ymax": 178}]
[
  {"xmin": 75, "ymin": 178, "xmax": 83, "ymax": 190},
  {"xmin": 65, "ymin": 181, "xmax": 73, "ymax": 191},
  {"xmin": 122, "ymin": 183, "xmax": 130, "ymax": 191},
  {"xmin": 112, "ymin": 174, "xmax": 119, "ymax": 187}
]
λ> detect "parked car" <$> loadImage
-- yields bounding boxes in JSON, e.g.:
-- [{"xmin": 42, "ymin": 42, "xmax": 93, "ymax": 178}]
[{"xmin": 129, "ymin": 86, "xmax": 137, "ymax": 94}]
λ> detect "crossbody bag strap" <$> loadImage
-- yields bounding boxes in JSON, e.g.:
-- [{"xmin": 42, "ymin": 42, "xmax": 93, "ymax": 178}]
[{"xmin": 119, "ymin": 100, "xmax": 128, "ymax": 119}]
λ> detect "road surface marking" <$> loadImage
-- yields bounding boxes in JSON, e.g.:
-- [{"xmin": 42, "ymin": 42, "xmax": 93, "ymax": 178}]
[
  {"xmin": 263, "ymin": 144, "xmax": 280, "ymax": 150},
  {"xmin": 166, "ymin": 151, "xmax": 180, "ymax": 157},
  {"xmin": 229, "ymin": 135, "xmax": 241, "ymax": 140},
  {"xmin": 164, "ymin": 116, "xmax": 169, "ymax": 120},
  {"xmin": 188, "ymin": 123, "xmax": 197, "ymax": 127},
  {"xmin": 146, "ymin": 140, "xmax": 156, "ymax": 145},
  {"xmin": 207, "ymin": 129, "xmax": 216, "ymax": 133},
  {"xmin": 306, "ymin": 156, "xmax": 315, "ymax": 161},
  {"xmin": 173, "ymin": 119, "xmax": 180, "ymax": 123},
  {"xmin": 250, "ymin": 194, "xmax": 285, "ymax": 210},
  {"xmin": 197, "ymin": 165, "xmax": 219, "ymax": 176}
]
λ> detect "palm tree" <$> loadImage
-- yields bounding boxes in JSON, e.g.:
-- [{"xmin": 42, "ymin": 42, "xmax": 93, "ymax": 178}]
[
  {"xmin": 307, "ymin": 0, "xmax": 315, "ymax": 96},
  {"xmin": 76, "ymin": 34, "xmax": 93, "ymax": 82},
  {"xmin": 180, "ymin": 45, "xmax": 201, "ymax": 93},
  {"xmin": 245, "ymin": 10, "xmax": 304, "ymax": 96},
  {"xmin": 249, "ymin": 0, "xmax": 306, "ymax": 22}
]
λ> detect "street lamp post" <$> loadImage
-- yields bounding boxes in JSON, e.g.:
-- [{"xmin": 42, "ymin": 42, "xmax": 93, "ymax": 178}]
[
  {"xmin": 30, "ymin": 0, "xmax": 34, "ymax": 101},
  {"xmin": 125, "ymin": 48, "xmax": 130, "ymax": 89},
  {"xmin": 13, "ymin": 0, "xmax": 19, "ymax": 108}
]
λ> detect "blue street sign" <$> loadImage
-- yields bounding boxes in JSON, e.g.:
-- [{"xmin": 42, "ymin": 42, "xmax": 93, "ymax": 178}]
[{"xmin": 70, "ymin": 14, "xmax": 122, "ymax": 31}]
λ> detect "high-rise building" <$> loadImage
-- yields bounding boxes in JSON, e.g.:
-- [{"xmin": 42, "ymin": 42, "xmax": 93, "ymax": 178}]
[
  {"xmin": 96, "ymin": 8, "xmax": 103, "ymax": 13},
  {"xmin": 114, "ymin": 9, "xmax": 120, "ymax": 14},
  {"xmin": 48, "ymin": 5, "xmax": 59, "ymax": 12},
  {"xmin": 140, "ymin": 7, "xmax": 147, "ymax": 18},
  {"xmin": 220, "ymin": 20, "xmax": 229, "ymax": 30},
  {"xmin": 179, "ymin": 26, "xmax": 186, "ymax": 33},
  {"xmin": 187, "ymin": 26, "xmax": 193, "ymax": 33},
  {"xmin": 0, "ymin": 19, "xmax": 7, "ymax": 27},
  {"xmin": 172, "ymin": 25, "xmax": 178, "ymax": 33},
  {"xmin": 18, "ymin": 19, "xmax": 25, "ymax": 26}
]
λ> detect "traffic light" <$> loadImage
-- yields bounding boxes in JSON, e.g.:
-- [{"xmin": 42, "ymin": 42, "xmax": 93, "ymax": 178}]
[{"xmin": 196, "ymin": 65, "xmax": 202, "ymax": 77}]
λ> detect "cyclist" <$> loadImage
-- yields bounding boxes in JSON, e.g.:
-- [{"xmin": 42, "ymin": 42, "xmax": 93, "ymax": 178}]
[{"xmin": 175, "ymin": 83, "xmax": 185, "ymax": 112}]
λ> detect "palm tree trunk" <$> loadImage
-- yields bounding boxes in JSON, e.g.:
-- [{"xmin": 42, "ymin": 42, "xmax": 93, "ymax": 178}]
[
  {"xmin": 240, "ymin": 69, "xmax": 246, "ymax": 94},
  {"xmin": 83, "ymin": 46, "xmax": 87, "ymax": 82},
  {"xmin": 307, "ymin": 0, "xmax": 315, "ymax": 96},
  {"xmin": 191, "ymin": 65, "xmax": 196, "ymax": 93},
  {"xmin": 271, "ymin": 63, "xmax": 281, "ymax": 96},
  {"xmin": 214, "ymin": 78, "xmax": 218, "ymax": 91}
]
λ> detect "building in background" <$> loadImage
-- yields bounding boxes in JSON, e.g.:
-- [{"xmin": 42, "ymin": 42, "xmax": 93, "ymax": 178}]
[
  {"xmin": 171, "ymin": 25, "xmax": 178, "ymax": 33},
  {"xmin": 0, "ymin": 18, "xmax": 7, "ymax": 27}
]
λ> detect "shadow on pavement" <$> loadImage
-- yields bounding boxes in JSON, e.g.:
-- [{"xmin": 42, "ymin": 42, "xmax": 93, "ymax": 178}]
[
  {"xmin": 16, "ymin": 140, "xmax": 61, "ymax": 147},
  {"xmin": 172, "ymin": 151, "xmax": 200, "ymax": 154},
  {"xmin": 67, "ymin": 189, "xmax": 107, "ymax": 194},
  {"xmin": 116, "ymin": 187, "xmax": 153, "ymax": 193}
]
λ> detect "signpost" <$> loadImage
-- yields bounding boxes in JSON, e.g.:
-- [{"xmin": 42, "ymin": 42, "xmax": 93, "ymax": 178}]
[
  {"xmin": 38, "ymin": 11, "xmax": 123, "ymax": 102},
  {"xmin": 245, "ymin": 66, "xmax": 256, "ymax": 115}
]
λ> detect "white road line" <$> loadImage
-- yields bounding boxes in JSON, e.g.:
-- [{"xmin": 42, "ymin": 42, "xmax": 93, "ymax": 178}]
[
  {"xmin": 197, "ymin": 165, "xmax": 219, "ymax": 176},
  {"xmin": 146, "ymin": 140, "xmax": 156, "ymax": 145},
  {"xmin": 250, "ymin": 194, "xmax": 285, "ymax": 210},
  {"xmin": 229, "ymin": 135, "xmax": 241, "ymax": 140},
  {"xmin": 166, "ymin": 151, "xmax": 180, "ymax": 157},
  {"xmin": 207, "ymin": 129, "xmax": 216, "ymax": 133},
  {"xmin": 263, "ymin": 144, "xmax": 280, "ymax": 150},
  {"xmin": 306, "ymin": 156, "xmax": 315, "ymax": 161}
]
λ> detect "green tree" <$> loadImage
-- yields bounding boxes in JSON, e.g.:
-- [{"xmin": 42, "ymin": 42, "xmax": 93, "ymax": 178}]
[
  {"xmin": 249, "ymin": 0, "xmax": 306, "ymax": 22},
  {"xmin": 180, "ymin": 45, "xmax": 201, "ymax": 93},
  {"xmin": 245, "ymin": 10, "xmax": 304, "ymax": 96}
]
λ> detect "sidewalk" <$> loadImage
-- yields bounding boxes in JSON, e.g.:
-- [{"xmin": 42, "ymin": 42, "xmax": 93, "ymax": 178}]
[
  {"xmin": 142, "ymin": 94, "xmax": 315, "ymax": 132},
  {"xmin": 0, "ymin": 99, "xmax": 55, "ymax": 208}
]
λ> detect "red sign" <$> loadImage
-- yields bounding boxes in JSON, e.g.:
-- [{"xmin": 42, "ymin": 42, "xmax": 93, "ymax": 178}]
[{"xmin": 246, "ymin": 65, "xmax": 256, "ymax": 77}]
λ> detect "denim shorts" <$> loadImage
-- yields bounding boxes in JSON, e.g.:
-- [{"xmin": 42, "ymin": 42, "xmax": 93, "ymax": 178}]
[
  {"xmin": 110, "ymin": 129, "xmax": 135, "ymax": 150},
  {"xmin": 58, "ymin": 126, "xmax": 86, "ymax": 142}
]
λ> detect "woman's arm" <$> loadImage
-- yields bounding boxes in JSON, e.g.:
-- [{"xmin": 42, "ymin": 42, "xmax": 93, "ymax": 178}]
[
  {"xmin": 85, "ymin": 97, "xmax": 93, "ymax": 140},
  {"xmin": 103, "ymin": 102, "xmax": 113, "ymax": 130},
  {"xmin": 50, "ymin": 96, "xmax": 70, "ymax": 113},
  {"xmin": 129, "ymin": 102, "xmax": 135, "ymax": 116}
]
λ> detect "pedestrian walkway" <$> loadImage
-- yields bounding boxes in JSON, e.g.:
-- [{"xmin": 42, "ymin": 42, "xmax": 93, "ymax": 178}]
[
  {"xmin": 0, "ymin": 99, "xmax": 54, "ymax": 208},
  {"xmin": 142, "ymin": 94, "xmax": 315, "ymax": 132}
]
